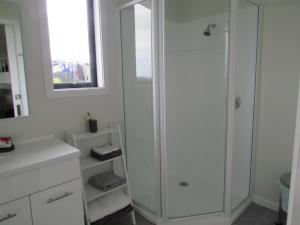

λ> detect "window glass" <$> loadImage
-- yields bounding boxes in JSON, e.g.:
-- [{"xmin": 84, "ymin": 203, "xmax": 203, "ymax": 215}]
[{"xmin": 46, "ymin": 0, "xmax": 98, "ymax": 88}]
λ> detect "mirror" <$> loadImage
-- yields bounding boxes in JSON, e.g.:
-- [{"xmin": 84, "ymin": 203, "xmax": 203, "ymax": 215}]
[{"xmin": 0, "ymin": 1, "xmax": 28, "ymax": 119}]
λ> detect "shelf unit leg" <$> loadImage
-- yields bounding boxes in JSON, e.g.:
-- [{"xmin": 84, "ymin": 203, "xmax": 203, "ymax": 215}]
[
  {"xmin": 117, "ymin": 126, "xmax": 136, "ymax": 224},
  {"xmin": 130, "ymin": 211, "xmax": 136, "ymax": 225}
]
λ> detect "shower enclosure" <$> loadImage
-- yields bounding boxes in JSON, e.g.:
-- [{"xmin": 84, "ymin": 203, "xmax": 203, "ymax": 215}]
[{"xmin": 120, "ymin": 0, "xmax": 259, "ymax": 224}]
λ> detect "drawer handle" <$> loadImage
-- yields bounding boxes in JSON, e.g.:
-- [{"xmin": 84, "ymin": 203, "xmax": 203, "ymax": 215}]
[
  {"xmin": 0, "ymin": 213, "xmax": 17, "ymax": 222},
  {"xmin": 47, "ymin": 192, "xmax": 73, "ymax": 204}
]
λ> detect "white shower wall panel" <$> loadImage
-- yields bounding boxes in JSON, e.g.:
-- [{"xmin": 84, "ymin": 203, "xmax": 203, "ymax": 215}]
[{"xmin": 165, "ymin": 13, "xmax": 228, "ymax": 217}]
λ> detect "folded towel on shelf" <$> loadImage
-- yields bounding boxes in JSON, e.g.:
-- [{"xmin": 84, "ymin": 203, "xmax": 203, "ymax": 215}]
[
  {"xmin": 93, "ymin": 145, "xmax": 120, "ymax": 155},
  {"xmin": 88, "ymin": 191, "xmax": 131, "ymax": 223},
  {"xmin": 91, "ymin": 205, "xmax": 133, "ymax": 225},
  {"xmin": 91, "ymin": 145, "xmax": 122, "ymax": 161},
  {"xmin": 89, "ymin": 172, "xmax": 126, "ymax": 191}
]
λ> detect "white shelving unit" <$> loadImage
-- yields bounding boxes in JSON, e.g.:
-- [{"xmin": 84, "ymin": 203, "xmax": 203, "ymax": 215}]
[
  {"xmin": 65, "ymin": 126, "xmax": 136, "ymax": 225},
  {"xmin": 84, "ymin": 183, "xmax": 128, "ymax": 202},
  {"xmin": 80, "ymin": 156, "xmax": 123, "ymax": 171}
]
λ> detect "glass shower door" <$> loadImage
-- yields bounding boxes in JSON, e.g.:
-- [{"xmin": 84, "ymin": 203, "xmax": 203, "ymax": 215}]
[
  {"xmin": 120, "ymin": 0, "xmax": 159, "ymax": 214},
  {"xmin": 231, "ymin": 0, "xmax": 259, "ymax": 211},
  {"xmin": 164, "ymin": 0, "xmax": 230, "ymax": 218}
]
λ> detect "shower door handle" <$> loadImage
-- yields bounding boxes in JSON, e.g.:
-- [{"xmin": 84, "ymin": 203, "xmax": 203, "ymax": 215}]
[{"xmin": 235, "ymin": 95, "xmax": 241, "ymax": 109}]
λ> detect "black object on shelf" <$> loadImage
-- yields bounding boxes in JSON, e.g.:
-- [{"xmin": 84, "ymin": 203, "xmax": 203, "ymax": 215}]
[
  {"xmin": 0, "ymin": 144, "xmax": 15, "ymax": 153},
  {"xmin": 90, "ymin": 149, "xmax": 122, "ymax": 161},
  {"xmin": 89, "ymin": 119, "xmax": 98, "ymax": 133}
]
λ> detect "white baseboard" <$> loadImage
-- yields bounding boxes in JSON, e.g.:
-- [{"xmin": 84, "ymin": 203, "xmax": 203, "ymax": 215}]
[
  {"xmin": 166, "ymin": 215, "xmax": 230, "ymax": 225},
  {"xmin": 134, "ymin": 196, "xmax": 278, "ymax": 225},
  {"xmin": 133, "ymin": 204, "xmax": 230, "ymax": 225},
  {"xmin": 253, "ymin": 195, "xmax": 279, "ymax": 211},
  {"xmin": 133, "ymin": 203, "xmax": 161, "ymax": 224},
  {"xmin": 230, "ymin": 197, "xmax": 252, "ymax": 224}
]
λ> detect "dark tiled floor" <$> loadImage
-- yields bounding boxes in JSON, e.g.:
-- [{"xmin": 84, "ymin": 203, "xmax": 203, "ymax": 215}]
[
  {"xmin": 233, "ymin": 203, "xmax": 278, "ymax": 225},
  {"xmin": 134, "ymin": 213, "xmax": 154, "ymax": 225},
  {"xmin": 110, "ymin": 212, "xmax": 154, "ymax": 225},
  {"xmin": 115, "ymin": 203, "xmax": 278, "ymax": 225}
]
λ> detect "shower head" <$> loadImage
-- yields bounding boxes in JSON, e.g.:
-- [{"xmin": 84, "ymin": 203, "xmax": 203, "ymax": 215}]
[{"xmin": 204, "ymin": 24, "xmax": 216, "ymax": 36}]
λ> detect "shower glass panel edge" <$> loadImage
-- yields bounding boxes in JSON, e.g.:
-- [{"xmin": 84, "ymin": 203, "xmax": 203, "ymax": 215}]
[
  {"xmin": 230, "ymin": 0, "xmax": 260, "ymax": 213},
  {"xmin": 119, "ymin": 0, "xmax": 161, "ymax": 218}
]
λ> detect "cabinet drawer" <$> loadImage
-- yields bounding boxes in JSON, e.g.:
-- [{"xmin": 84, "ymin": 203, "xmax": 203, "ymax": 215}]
[
  {"xmin": 0, "ymin": 197, "xmax": 32, "ymax": 225},
  {"xmin": 0, "ymin": 158, "xmax": 80, "ymax": 205},
  {"xmin": 30, "ymin": 179, "xmax": 84, "ymax": 225}
]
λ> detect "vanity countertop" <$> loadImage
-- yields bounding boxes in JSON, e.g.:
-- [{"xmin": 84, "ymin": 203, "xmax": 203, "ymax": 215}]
[{"xmin": 0, "ymin": 137, "xmax": 80, "ymax": 179}]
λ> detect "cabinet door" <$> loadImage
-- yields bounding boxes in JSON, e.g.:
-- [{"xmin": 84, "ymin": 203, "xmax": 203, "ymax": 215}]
[
  {"xmin": 0, "ymin": 197, "xmax": 32, "ymax": 225},
  {"xmin": 30, "ymin": 179, "xmax": 84, "ymax": 225}
]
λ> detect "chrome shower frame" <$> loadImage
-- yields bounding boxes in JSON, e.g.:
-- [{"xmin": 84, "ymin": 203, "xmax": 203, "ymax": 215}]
[{"xmin": 118, "ymin": 0, "xmax": 263, "ymax": 224}]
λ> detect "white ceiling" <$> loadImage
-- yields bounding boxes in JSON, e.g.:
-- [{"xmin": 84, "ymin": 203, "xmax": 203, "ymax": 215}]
[
  {"xmin": 254, "ymin": 0, "xmax": 299, "ymax": 3},
  {"xmin": 165, "ymin": 0, "xmax": 299, "ymax": 22}
]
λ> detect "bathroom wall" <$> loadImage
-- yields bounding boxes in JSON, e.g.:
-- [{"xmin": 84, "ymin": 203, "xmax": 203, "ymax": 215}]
[
  {"xmin": 0, "ymin": 0, "xmax": 122, "ymax": 141},
  {"xmin": 253, "ymin": 1, "xmax": 300, "ymax": 210},
  {"xmin": 165, "ymin": 13, "xmax": 228, "ymax": 183}
]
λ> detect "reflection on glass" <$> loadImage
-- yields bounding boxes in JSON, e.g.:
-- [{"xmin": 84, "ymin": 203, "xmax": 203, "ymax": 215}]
[
  {"xmin": 120, "ymin": 0, "xmax": 158, "ymax": 214},
  {"xmin": 0, "ymin": 2, "xmax": 28, "ymax": 119},
  {"xmin": 0, "ymin": 25, "xmax": 13, "ymax": 118},
  {"xmin": 134, "ymin": 4, "xmax": 152, "ymax": 81},
  {"xmin": 231, "ymin": 0, "xmax": 259, "ymax": 211}
]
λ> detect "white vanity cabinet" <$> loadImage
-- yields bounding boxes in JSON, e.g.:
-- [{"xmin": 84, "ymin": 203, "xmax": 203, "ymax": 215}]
[
  {"xmin": 0, "ymin": 138, "xmax": 84, "ymax": 225},
  {"xmin": 0, "ymin": 197, "xmax": 32, "ymax": 225},
  {"xmin": 30, "ymin": 179, "xmax": 84, "ymax": 225}
]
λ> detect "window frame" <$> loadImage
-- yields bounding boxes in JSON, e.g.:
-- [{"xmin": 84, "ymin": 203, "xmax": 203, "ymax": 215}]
[{"xmin": 39, "ymin": 0, "xmax": 109, "ymax": 98}]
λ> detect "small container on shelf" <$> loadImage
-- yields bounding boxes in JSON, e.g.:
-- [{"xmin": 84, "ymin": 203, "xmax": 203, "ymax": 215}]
[
  {"xmin": 86, "ymin": 113, "xmax": 98, "ymax": 133},
  {"xmin": 0, "ymin": 137, "xmax": 15, "ymax": 153},
  {"xmin": 89, "ymin": 120, "xmax": 98, "ymax": 133}
]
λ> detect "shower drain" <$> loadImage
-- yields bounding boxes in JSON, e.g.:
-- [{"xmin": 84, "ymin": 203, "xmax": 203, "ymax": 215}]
[{"xmin": 179, "ymin": 181, "xmax": 189, "ymax": 187}]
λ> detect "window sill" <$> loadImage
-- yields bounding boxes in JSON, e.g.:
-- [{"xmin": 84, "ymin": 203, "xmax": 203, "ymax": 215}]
[{"xmin": 46, "ymin": 87, "xmax": 109, "ymax": 98}]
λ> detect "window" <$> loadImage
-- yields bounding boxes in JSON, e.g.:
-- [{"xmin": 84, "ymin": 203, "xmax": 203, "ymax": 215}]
[{"xmin": 44, "ymin": 0, "xmax": 106, "ymax": 94}]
